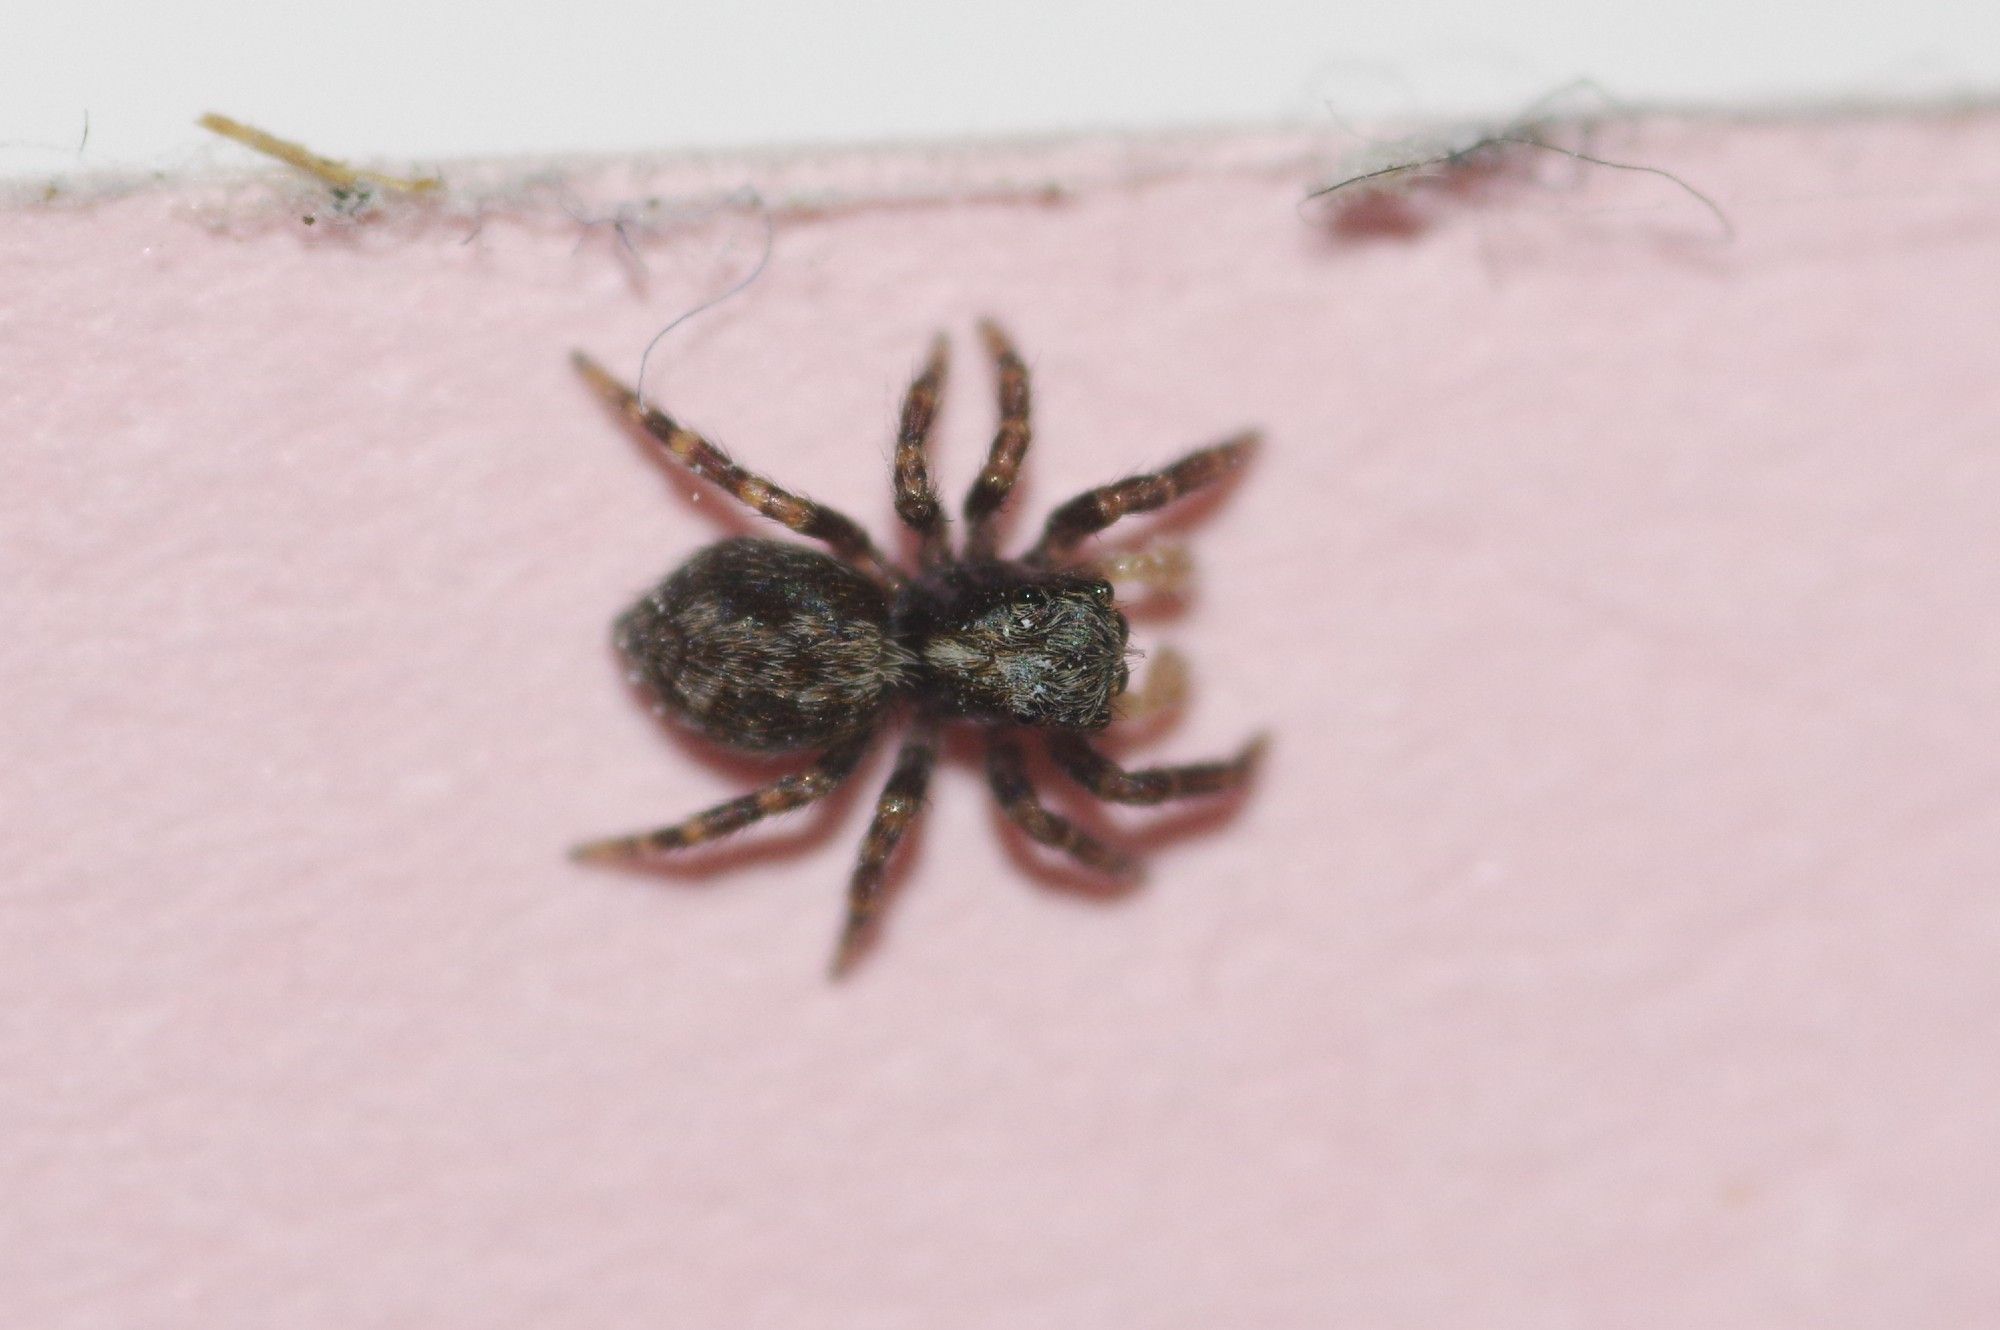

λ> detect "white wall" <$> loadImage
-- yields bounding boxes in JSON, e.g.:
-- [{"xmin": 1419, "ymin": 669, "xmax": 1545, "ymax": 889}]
[{"xmin": 4, "ymin": 0, "xmax": 1997, "ymax": 173}]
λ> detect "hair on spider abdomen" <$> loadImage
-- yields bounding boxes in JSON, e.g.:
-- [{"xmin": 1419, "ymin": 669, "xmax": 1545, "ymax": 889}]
[
  {"xmin": 570, "ymin": 323, "xmax": 1263, "ymax": 975},
  {"xmin": 618, "ymin": 538, "xmax": 913, "ymax": 752}
]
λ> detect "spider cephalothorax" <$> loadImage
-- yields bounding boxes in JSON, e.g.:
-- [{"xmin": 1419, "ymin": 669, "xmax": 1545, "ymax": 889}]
[
  {"xmin": 572, "ymin": 322, "xmax": 1261, "ymax": 974},
  {"xmin": 899, "ymin": 563, "xmax": 1131, "ymax": 731}
]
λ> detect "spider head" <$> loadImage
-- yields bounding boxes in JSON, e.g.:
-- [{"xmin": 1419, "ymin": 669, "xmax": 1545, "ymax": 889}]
[{"xmin": 913, "ymin": 571, "xmax": 1132, "ymax": 731}]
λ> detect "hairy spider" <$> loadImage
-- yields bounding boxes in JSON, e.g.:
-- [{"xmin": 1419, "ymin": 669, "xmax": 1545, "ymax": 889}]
[{"xmin": 571, "ymin": 322, "xmax": 1262, "ymax": 974}]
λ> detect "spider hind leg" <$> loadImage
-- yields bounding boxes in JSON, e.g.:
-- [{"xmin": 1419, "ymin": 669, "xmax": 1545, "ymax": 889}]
[
  {"xmin": 574, "ymin": 353, "xmax": 896, "ymax": 582},
  {"xmin": 572, "ymin": 735, "xmax": 871, "ymax": 861}
]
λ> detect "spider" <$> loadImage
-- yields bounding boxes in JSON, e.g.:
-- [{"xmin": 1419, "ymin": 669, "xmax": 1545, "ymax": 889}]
[{"xmin": 571, "ymin": 321, "xmax": 1263, "ymax": 974}]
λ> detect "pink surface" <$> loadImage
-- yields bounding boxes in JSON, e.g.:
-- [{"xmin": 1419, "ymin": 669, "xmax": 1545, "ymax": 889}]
[{"xmin": 4, "ymin": 116, "xmax": 1999, "ymax": 1326}]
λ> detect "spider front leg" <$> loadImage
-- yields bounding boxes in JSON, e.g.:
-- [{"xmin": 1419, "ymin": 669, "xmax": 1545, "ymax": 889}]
[
  {"xmin": 572, "ymin": 735, "xmax": 870, "ymax": 861},
  {"xmin": 1027, "ymin": 431, "xmax": 1258, "ymax": 564},
  {"xmin": 892, "ymin": 334, "xmax": 951, "ymax": 568},
  {"xmin": 573, "ymin": 353, "xmax": 897, "ymax": 583},
  {"xmin": 832, "ymin": 717, "xmax": 940, "ymax": 975},
  {"xmin": 961, "ymin": 319, "xmax": 1033, "ymax": 560},
  {"xmin": 1047, "ymin": 731, "xmax": 1266, "ymax": 806},
  {"xmin": 986, "ymin": 731, "xmax": 1137, "ymax": 879}
]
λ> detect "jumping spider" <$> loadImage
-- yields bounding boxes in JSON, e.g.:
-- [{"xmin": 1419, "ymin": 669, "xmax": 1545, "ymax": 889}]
[{"xmin": 572, "ymin": 322, "xmax": 1262, "ymax": 973}]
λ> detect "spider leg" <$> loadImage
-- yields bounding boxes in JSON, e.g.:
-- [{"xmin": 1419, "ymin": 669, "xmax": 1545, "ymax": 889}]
[
  {"xmin": 986, "ymin": 731, "xmax": 1137, "ymax": 879},
  {"xmin": 571, "ymin": 735, "xmax": 870, "ymax": 861},
  {"xmin": 573, "ymin": 353, "xmax": 897, "ymax": 583},
  {"xmin": 831, "ymin": 717, "xmax": 940, "ymax": 976},
  {"xmin": 961, "ymin": 319, "xmax": 1033, "ymax": 560},
  {"xmin": 1027, "ymin": 431, "xmax": 1258, "ymax": 564},
  {"xmin": 1047, "ymin": 731, "xmax": 1265, "ymax": 806},
  {"xmin": 892, "ymin": 333, "xmax": 952, "ymax": 568}
]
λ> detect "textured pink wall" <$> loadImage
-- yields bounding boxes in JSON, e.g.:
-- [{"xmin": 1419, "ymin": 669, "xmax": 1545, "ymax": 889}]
[{"xmin": 4, "ymin": 116, "xmax": 1998, "ymax": 1326}]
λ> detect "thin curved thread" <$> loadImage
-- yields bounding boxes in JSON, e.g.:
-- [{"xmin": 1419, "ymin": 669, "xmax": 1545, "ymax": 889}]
[
  {"xmin": 1305, "ymin": 132, "xmax": 1735, "ymax": 241},
  {"xmin": 634, "ymin": 188, "xmax": 775, "ymax": 415}
]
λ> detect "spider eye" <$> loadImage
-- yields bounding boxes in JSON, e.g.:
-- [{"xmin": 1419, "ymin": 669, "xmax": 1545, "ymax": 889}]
[{"xmin": 1091, "ymin": 580, "xmax": 1115, "ymax": 605}]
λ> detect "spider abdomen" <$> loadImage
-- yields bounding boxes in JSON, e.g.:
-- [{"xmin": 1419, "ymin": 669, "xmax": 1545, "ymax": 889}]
[{"xmin": 615, "ymin": 537, "xmax": 909, "ymax": 752}]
